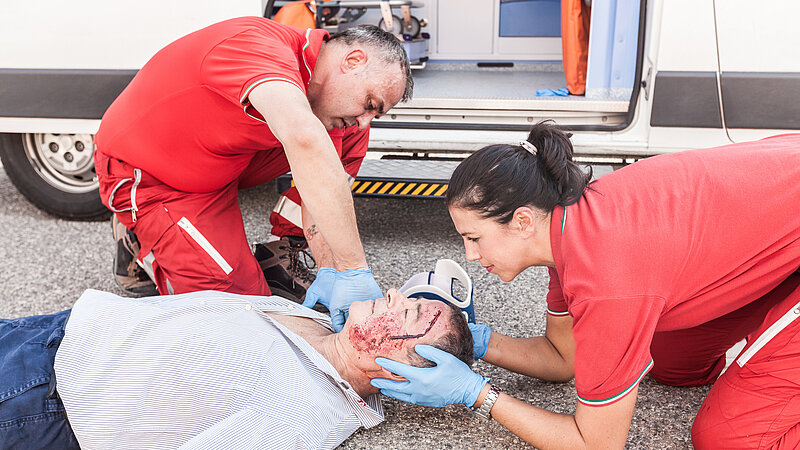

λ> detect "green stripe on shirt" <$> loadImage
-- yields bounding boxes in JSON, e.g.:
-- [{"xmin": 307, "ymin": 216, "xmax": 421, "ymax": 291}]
[{"xmin": 577, "ymin": 359, "xmax": 654, "ymax": 406}]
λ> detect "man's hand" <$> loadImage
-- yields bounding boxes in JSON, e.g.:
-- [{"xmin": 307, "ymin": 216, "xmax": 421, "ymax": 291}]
[
  {"xmin": 468, "ymin": 323, "xmax": 491, "ymax": 360},
  {"xmin": 327, "ymin": 268, "xmax": 382, "ymax": 332},
  {"xmin": 371, "ymin": 344, "xmax": 489, "ymax": 408},
  {"xmin": 302, "ymin": 267, "xmax": 336, "ymax": 309}
]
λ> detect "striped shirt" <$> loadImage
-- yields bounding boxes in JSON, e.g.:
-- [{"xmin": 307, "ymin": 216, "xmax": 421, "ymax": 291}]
[{"xmin": 53, "ymin": 289, "xmax": 383, "ymax": 449}]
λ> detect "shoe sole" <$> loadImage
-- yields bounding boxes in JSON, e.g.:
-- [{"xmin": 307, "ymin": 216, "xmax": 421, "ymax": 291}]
[
  {"xmin": 111, "ymin": 256, "xmax": 159, "ymax": 297},
  {"xmin": 111, "ymin": 215, "xmax": 158, "ymax": 298}
]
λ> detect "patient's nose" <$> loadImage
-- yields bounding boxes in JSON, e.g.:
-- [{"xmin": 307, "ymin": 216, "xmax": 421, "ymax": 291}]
[{"xmin": 386, "ymin": 288, "xmax": 401, "ymax": 307}]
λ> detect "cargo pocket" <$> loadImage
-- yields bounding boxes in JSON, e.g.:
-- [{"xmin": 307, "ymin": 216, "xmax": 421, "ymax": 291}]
[
  {"xmin": 737, "ymin": 301, "xmax": 800, "ymax": 369},
  {"xmin": 175, "ymin": 216, "xmax": 233, "ymax": 275},
  {"xmin": 141, "ymin": 204, "xmax": 234, "ymax": 294}
]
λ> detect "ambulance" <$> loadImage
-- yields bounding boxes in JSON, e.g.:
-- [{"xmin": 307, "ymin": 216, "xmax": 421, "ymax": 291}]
[{"xmin": 1, "ymin": 0, "xmax": 798, "ymax": 219}]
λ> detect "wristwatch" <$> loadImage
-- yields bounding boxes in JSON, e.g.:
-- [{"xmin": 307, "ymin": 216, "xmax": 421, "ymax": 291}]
[{"xmin": 473, "ymin": 384, "xmax": 502, "ymax": 420}]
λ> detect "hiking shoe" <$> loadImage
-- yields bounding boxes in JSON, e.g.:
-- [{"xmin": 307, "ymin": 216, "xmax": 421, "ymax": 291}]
[
  {"xmin": 111, "ymin": 214, "xmax": 158, "ymax": 297},
  {"xmin": 253, "ymin": 236, "xmax": 326, "ymax": 311}
]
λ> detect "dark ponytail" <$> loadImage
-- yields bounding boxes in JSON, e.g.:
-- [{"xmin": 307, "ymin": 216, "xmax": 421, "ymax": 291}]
[{"xmin": 446, "ymin": 121, "xmax": 592, "ymax": 223}]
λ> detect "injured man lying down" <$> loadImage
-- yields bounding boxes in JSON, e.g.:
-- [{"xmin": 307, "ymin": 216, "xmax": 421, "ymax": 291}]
[{"xmin": 1, "ymin": 287, "xmax": 473, "ymax": 450}]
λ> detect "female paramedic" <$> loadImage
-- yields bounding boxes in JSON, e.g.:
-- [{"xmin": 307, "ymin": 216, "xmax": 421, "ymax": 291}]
[{"xmin": 370, "ymin": 122, "xmax": 800, "ymax": 449}]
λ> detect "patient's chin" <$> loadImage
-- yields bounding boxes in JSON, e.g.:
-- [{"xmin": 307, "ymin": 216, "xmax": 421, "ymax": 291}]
[{"xmin": 363, "ymin": 383, "xmax": 381, "ymax": 396}]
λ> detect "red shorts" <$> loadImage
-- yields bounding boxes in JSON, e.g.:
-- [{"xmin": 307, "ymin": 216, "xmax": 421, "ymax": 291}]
[
  {"xmin": 96, "ymin": 152, "xmax": 270, "ymax": 295},
  {"xmin": 95, "ymin": 125, "xmax": 367, "ymax": 296},
  {"xmin": 650, "ymin": 273, "xmax": 800, "ymax": 449}
]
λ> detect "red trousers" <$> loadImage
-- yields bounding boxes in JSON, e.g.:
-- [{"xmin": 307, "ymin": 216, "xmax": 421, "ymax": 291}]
[
  {"xmin": 650, "ymin": 273, "xmax": 800, "ymax": 449},
  {"xmin": 95, "ymin": 131, "xmax": 367, "ymax": 296}
]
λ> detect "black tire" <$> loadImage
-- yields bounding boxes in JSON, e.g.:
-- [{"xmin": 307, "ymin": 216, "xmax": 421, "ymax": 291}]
[{"xmin": 0, "ymin": 133, "xmax": 109, "ymax": 221}]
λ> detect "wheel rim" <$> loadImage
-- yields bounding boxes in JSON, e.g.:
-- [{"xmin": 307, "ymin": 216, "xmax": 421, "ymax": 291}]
[{"xmin": 23, "ymin": 133, "xmax": 98, "ymax": 194}]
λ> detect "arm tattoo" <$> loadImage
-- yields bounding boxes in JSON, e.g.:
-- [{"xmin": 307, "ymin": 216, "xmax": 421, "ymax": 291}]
[{"xmin": 305, "ymin": 224, "xmax": 319, "ymax": 241}]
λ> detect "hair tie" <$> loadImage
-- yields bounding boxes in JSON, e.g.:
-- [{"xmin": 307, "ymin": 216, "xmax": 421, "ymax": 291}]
[{"xmin": 520, "ymin": 140, "xmax": 537, "ymax": 156}]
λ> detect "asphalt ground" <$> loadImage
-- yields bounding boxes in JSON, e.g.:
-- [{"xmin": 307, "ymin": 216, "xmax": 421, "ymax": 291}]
[{"xmin": 0, "ymin": 170, "xmax": 708, "ymax": 449}]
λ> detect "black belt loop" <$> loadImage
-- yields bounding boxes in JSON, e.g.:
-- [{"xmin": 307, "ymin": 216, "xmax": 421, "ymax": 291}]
[
  {"xmin": 47, "ymin": 310, "xmax": 72, "ymax": 399},
  {"xmin": 47, "ymin": 371, "xmax": 59, "ymax": 399}
]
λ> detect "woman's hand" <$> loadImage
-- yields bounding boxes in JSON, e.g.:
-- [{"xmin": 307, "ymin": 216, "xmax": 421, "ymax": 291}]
[
  {"xmin": 468, "ymin": 322, "xmax": 491, "ymax": 359},
  {"xmin": 370, "ymin": 344, "xmax": 489, "ymax": 408}
]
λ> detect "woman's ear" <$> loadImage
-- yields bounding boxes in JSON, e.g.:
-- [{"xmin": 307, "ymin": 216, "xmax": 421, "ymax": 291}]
[{"xmin": 512, "ymin": 206, "xmax": 537, "ymax": 235}]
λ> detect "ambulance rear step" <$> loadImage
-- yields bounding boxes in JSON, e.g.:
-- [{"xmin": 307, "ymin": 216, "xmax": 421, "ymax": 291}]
[
  {"xmin": 277, "ymin": 158, "xmax": 459, "ymax": 199},
  {"xmin": 276, "ymin": 158, "xmax": 615, "ymax": 199}
]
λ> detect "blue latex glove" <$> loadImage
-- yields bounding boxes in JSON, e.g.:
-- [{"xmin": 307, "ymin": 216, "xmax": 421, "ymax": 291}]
[
  {"xmin": 468, "ymin": 323, "xmax": 491, "ymax": 360},
  {"xmin": 328, "ymin": 268, "xmax": 382, "ymax": 332},
  {"xmin": 370, "ymin": 344, "xmax": 489, "ymax": 408},
  {"xmin": 302, "ymin": 267, "xmax": 336, "ymax": 309}
]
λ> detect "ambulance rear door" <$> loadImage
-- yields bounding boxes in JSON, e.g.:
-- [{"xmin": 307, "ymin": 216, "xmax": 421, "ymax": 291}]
[{"xmin": 714, "ymin": 0, "xmax": 800, "ymax": 143}]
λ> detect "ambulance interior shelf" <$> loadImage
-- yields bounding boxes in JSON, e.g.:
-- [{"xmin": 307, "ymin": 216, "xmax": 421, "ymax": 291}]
[
  {"xmin": 312, "ymin": 2, "xmax": 425, "ymax": 35},
  {"xmin": 331, "ymin": 1, "xmax": 429, "ymax": 66},
  {"xmin": 267, "ymin": 1, "xmax": 429, "ymax": 66}
]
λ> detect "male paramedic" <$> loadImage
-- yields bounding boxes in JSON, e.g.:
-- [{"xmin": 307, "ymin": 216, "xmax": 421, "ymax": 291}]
[
  {"xmin": 0, "ymin": 288, "xmax": 473, "ymax": 449},
  {"xmin": 95, "ymin": 18, "xmax": 413, "ymax": 331}
]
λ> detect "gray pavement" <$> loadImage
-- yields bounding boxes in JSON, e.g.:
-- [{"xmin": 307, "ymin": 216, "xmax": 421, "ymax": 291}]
[{"xmin": 0, "ymin": 170, "xmax": 706, "ymax": 448}]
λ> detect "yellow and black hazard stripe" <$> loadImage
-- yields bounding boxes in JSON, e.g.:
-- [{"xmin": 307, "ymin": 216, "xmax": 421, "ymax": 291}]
[
  {"xmin": 350, "ymin": 180, "xmax": 448, "ymax": 198},
  {"xmin": 279, "ymin": 176, "xmax": 449, "ymax": 198}
]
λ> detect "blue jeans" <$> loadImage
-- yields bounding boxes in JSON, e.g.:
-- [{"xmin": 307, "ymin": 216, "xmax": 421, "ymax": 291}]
[{"xmin": 0, "ymin": 310, "xmax": 80, "ymax": 450}]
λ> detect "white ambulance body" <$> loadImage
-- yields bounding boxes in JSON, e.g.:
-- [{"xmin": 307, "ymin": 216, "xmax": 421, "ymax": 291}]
[{"xmin": 0, "ymin": 0, "xmax": 798, "ymax": 218}]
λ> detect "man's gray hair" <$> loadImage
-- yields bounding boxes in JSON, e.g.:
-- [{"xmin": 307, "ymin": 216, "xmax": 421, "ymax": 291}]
[
  {"xmin": 406, "ymin": 301, "xmax": 474, "ymax": 368},
  {"xmin": 328, "ymin": 25, "xmax": 414, "ymax": 102}
]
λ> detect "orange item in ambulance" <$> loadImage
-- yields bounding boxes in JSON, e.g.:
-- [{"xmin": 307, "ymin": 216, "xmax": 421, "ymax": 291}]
[
  {"xmin": 273, "ymin": 0, "xmax": 316, "ymax": 29},
  {"xmin": 561, "ymin": 0, "xmax": 591, "ymax": 95}
]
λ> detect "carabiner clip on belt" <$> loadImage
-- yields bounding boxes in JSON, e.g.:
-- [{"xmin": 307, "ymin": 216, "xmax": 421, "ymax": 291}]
[{"xmin": 107, "ymin": 168, "xmax": 142, "ymax": 222}]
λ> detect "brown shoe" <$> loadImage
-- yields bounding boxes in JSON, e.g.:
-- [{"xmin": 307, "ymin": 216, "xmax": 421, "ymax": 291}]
[
  {"xmin": 111, "ymin": 214, "xmax": 158, "ymax": 297},
  {"xmin": 253, "ymin": 236, "xmax": 320, "ymax": 307}
]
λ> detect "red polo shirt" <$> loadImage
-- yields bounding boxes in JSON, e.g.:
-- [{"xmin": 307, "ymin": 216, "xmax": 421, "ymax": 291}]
[
  {"xmin": 546, "ymin": 134, "xmax": 800, "ymax": 406},
  {"xmin": 95, "ymin": 17, "xmax": 342, "ymax": 193}
]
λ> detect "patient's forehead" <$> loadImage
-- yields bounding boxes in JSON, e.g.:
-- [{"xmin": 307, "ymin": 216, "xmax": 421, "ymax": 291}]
[{"xmin": 387, "ymin": 297, "xmax": 450, "ymax": 329}]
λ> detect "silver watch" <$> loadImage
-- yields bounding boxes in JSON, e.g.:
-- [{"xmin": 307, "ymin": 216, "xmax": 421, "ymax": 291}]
[{"xmin": 473, "ymin": 384, "xmax": 501, "ymax": 419}]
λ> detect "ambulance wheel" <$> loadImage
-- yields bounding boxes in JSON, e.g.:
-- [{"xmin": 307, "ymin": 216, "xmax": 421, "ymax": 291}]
[{"xmin": 0, "ymin": 133, "xmax": 109, "ymax": 220}]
